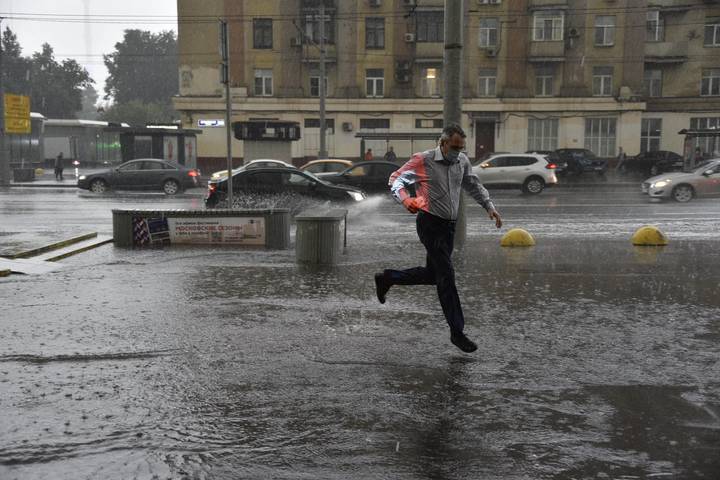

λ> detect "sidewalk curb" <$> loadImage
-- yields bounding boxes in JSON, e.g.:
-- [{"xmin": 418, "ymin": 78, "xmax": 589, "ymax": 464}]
[{"xmin": 5, "ymin": 233, "xmax": 98, "ymax": 259}]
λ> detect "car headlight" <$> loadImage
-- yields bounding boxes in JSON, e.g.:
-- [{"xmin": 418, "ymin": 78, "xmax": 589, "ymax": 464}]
[
  {"xmin": 79, "ymin": 175, "xmax": 86, "ymax": 180},
  {"xmin": 348, "ymin": 191, "xmax": 365, "ymax": 202},
  {"xmin": 651, "ymin": 180, "xmax": 671, "ymax": 188}
]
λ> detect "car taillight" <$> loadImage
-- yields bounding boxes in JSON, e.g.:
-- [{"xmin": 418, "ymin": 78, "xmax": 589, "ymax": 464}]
[
  {"xmin": 546, "ymin": 163, "xmax": 557, "ymax": 169},
  {"xmin": 188, "ymin": 170, "xmax": 199, "ymax": 177}
]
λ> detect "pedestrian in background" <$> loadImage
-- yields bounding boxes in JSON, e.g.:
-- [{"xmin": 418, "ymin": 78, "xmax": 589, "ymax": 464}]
[
  {"xmin": 364, "ymin": 148, "xmax": 374, "ymax": 162},
  {"xmin": 615, "ymin": 147, "xmax": 627, "ymax": 172},
  {"xmin": 374, "ymin": 124, "xmax": 502, "ymax": 354},
  {"xmin": 384, "ymin": 146, "xmax": 397, "ymax": 163},
  {"xmin": 54, "ymin": 152, "xmax": 64, "ymax": 181}
]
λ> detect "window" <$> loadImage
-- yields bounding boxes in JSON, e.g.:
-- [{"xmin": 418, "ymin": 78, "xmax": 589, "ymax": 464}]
[
  {"xmin": 416, "ymin": 118, "xmax": 444, "ymax": 129},
  {"xmin": 478, "ymin": 0, "xmax": 501, "ymax": 4},
  {"xmin": 690, "ymin": 117, "xmax": 720, "ymax": 156},
  {"xmin": 644, "ymin": 69, "xmax": 662, "ymax": 97},
  {"xmin": 701, "ymin": 68, "xmax": 720, "ymax": 96},
  {"xmin": 253, "ymin": 18, "xmax": 273, "ymax": 49},
  {"xmin": 592, "ymin": 66, "xmax": 613, "ymax": 96},
  {"xmin": 421, "ymin": 68, "xmax": 441, "ymax": 97},
  {"xmin": 528, "ymin": 119, "xmax": 559, "ymax": 151},
  {"xmin": 705, "ymin": 21, "xmax": 720, "ymax": 46},
  {"xmin": 366, "ymin": 69, "xmax": 384, "ymax": 98},
  {"xmin": 119, "ymin": 161, "xmax": 143, "ymax": 171},
  {"xmin": 288, "ymin": 173, "xmax": 313, "ymax": 186},
  {"xmin": 360, "ymin": 118, "xmax": 390, "ymax": 130},
  {"xmin": 304, "ymin": 12, "xmax": 335, "ymax": 44},
  {"xmin": 594, "ymin": 16, "xmax": 616, "ymax": 46},
  {"xmin": 535, "ymin": 66, "xmax": 554, "ymax": 97},
  {"xmin": 507, "ymin": 156, "xmax": 538, "ymax": 167},
  {"xmin": 641, "ymin": 118, "xmax": 662, "ymax": 153},
  {"xmin": 584, "ymin": 118, "xmax": 617, "ymax": 157},
  {"xmin": 478, "ymin": 68, "xmax": 497, "ymax": 97},
  {"xmin": 366, "ymin": 17, "xmax": 385, "ymax": 49},
  {"xmin": 533, "ymin": 11, "xmax": 564, "ymax": 41},
  {"xmin": 310, "ymin": 76, "xmax": 328, "ymax": 97},
  {"xmin": 303, "ymin": 118, "xmax": 335, "ymax": 134},
  {"xmin": 416, "ymin": 11, "xmax": 444, "ymax": 43},
  {"xmin": 479, "ymin": 18, "xmax": 499, "ymax": 48},
  {"xmin": 254, "ymin": 69, "xmax": 273, "ymax": 96},
  {"xmin": 646, "ymin": 11, "xmax": 664, "ymax": 42}
]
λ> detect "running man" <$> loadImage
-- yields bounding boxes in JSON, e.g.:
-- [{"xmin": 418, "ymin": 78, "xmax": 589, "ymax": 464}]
[{"xmin": 374, "ymin": 124, "xmax": 502, "ymax": 353}]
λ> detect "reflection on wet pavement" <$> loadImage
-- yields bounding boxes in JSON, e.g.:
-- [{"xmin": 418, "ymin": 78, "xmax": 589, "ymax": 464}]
[{"xmin": 1, "ymin": 189, "xmax": 719, "ymax": 478}]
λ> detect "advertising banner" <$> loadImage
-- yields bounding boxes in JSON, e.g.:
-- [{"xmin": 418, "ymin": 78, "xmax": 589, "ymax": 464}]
[{"xmin": 167, "ymin": 217, "xmax": 266, "ymax": 245}]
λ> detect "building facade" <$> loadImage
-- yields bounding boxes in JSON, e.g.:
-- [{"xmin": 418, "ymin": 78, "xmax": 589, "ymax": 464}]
[{"xmin": 174, "ymin": 0, "xmax": 720, "ymax": 169}]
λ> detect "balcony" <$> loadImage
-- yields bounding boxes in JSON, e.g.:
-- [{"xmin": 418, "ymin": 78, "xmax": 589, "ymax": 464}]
[
  {"xmin": 528, "ymin": 0, "xmax": 568, "ymax": 10},
  {"xmin": 415, "ymin": 42, "xmax": 443, "ymax": 61},
  {"xmin": 647, "ymin": 0, "xmax": 692, "ymax": 12},
  {"xmin": 528, "ymin": 41, "xmax": 565, "ymax": 62},
  {"xmin": 644, "ymin": 41, "xmax": 688, "ymax": 63}
]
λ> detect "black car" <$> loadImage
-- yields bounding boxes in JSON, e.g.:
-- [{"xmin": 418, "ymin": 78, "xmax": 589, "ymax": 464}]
[
  {"xmin": 205, "ymin": 167, "xmax": 366, "ymax": 208},
  {"xmin": 555, "ymin": 149, "xmax": 608, "ymax": 176},
  {"xmin": 77, "ymin": 159, "xmax": 200, "ymax": 195},
  {"xmin": 526, "ymin": 150, "xmax": 567, "ymax": 175},
  {"xmin": 619, "ymin": 150, "xmax": 684, "ymax": 176},
  {"xmin": 321, "ymin": 161, "xmax": 399, "ymax": 193}
]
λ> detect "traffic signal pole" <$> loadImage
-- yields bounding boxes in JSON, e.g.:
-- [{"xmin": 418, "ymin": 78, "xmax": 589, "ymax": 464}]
[
  {"xmin": 443, "ymin": 0, "xmax": 466, "ymax": 250},
  {"xmin": 220, "ymin": 19, "xmax": 233, "ymax": 208}
]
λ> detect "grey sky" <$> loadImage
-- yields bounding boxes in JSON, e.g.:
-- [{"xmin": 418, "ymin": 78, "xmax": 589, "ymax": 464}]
[{"xmin": 2, "ymin": 0, "xmax": 177, "ymax": 98}]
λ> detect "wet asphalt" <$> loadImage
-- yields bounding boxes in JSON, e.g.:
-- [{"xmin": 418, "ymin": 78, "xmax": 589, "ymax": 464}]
[{"xmin": 0, "ymin": 186, "xmax": 719, "ymax": 479}]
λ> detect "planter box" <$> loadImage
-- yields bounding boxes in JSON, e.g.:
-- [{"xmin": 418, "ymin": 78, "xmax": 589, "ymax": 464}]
[{"xmin": 13, "ymin": 168, "xmax": 36, "ymax": 182}]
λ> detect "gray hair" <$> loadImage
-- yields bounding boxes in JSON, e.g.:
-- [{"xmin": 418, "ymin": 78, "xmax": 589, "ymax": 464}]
[{"xmin": 439, "ymin": 123, "xmax": 466, "ymax": 145}]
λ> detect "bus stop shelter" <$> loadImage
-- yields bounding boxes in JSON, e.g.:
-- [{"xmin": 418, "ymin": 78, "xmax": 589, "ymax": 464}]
[
  {"xmin": 678, "ymin": 128, "xmax": 720, "ymax": 169},
  {"xmin": 354, "ymin": 132, "xmax": 441, "ymax": 162}
]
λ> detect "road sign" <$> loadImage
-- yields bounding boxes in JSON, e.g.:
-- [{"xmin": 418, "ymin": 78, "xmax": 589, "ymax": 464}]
[{"xmin": 4, "ymin": 94, "xmax": 31, "ymax": 134}]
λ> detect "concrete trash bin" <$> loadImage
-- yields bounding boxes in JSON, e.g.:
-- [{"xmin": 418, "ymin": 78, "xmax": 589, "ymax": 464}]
[
  {"xmin": 295, "ymin": 208, "xmax": 348, "ymax": 265},
  {"xmin": 13, "ymin": 168, "xmax": 35, "ymax": 182}
]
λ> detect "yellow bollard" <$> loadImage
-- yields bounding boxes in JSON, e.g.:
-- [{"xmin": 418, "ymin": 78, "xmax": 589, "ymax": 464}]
[
  {"xmin": 500, "ymin": 228, "xmax": 536, "ymax": 247},
  {"xmin": 631, "ymin": 226, "xmax": 668, "ymax": 246}
]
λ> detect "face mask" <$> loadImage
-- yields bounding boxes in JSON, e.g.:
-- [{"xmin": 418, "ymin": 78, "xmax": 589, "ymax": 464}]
[{"xmin": 445, "ymin": 148, "xmax": 461, "ymax": 163}]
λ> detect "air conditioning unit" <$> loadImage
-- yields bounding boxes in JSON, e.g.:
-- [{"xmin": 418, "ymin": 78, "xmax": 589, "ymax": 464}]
[
  {"xmin": 342, "ymin": 122, "xmax": 353, "ymax": 132},
  {"xmin": 485, "ymin": 48, "xmax": 498, "ymax": 57},
  {"xmin": 404, "ymin": 33, "xmax": 416, "ymax": 43},
  {"xmin": 290, "ymin": 36, "xmax": 302, "ymax": 47},
  {"xmin": 369, "ymin": 0, "xmax": 382, "ymax": 6},
  {"xmin": 396, "ymin": 60, "xmax": 412, "ymax": 71},
  {"xmin": 403, "ymin": 0, "xmax": 417, "ymax": 6}
]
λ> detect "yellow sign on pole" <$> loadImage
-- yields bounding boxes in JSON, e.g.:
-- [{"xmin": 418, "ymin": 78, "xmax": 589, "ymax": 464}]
[{"xmin": 4, "ymin": 94, "xmax": 31, "ymax": 135}]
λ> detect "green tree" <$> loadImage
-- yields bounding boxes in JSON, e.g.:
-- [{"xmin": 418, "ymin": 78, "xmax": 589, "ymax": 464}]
[
  {"xmin": 1, "ymin": 27, "xmax": 31, "ymax": 95},
  {"xmin": 99, "ymin": 100, "xmax": 177, "ymax": 127},
  {"xmin": 104, "ymin": 30, "xmax": 178, "ymax": 105},
  {"xmin": 79, "ymin": 85, "xmax": 100, "ymax": 120},
  {"xmin": 29, "ymin": 43, "xmax": 94, "ymax": 118}
]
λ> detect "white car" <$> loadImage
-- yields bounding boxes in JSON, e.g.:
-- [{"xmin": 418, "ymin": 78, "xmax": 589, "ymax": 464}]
[
  {"xmin": 210, "ymin": 159, "xmax": 295, "ymax": 180},
  {"xmin": 472, "ymin": 153, "xmax": 558, "ymax": 194},
  {"xmin": 642, "ymin": 159, "xmax": 720, "ymax": 202}
]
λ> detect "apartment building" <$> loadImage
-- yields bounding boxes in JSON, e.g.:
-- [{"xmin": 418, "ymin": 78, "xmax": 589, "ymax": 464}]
[{"xmin": 173, "ymin": 0, "xmax": 720, "ymax": 169}]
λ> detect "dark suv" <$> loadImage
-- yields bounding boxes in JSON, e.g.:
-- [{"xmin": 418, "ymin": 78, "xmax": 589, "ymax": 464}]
[{"xmin": 555, "ymin": 149, "xmax": 608, "ymax": 176}]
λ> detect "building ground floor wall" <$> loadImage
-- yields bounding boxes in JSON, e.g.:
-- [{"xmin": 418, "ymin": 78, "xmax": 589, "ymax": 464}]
[{"xmin": 174, "ymin": 95, "xmax": 719, "ymax": 172}]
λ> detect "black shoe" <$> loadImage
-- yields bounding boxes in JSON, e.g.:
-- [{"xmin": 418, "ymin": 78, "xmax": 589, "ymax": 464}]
[
  {"xmin": 374, "ymin": 272, "xmax": 390, "ymax": 304},
  {"xmin": 451, "ymin": 333, "xmax": 478, "ymax": 353}
]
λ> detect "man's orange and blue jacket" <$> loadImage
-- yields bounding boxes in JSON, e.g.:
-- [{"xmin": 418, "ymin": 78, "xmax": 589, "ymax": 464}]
[{"xmin": 389, "ymin": 146, "xmax": 496, "ymax": 221}]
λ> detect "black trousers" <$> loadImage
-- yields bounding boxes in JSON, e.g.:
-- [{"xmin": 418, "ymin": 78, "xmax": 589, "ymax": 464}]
[{"xmin": 385, "ymin": 210, "xmax": 465, "ymax": 335}]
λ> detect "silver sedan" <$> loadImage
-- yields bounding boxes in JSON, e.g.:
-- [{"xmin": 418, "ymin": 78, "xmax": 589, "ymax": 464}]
[{"xmin": 642, "ymin": 159, "xmax": 720, "ymax": 202}]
